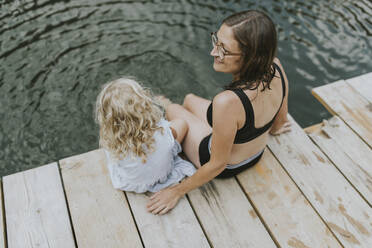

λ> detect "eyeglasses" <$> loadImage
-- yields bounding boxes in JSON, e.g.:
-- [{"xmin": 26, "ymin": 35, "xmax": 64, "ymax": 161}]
[{"xmin": 211, "ymin": 32, "xmax": 241, "ymax": 60}]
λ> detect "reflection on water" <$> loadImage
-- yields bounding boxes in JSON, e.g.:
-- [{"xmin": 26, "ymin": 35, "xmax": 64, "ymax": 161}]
[{"xmin": 0, "ymin": 0, "xmax": 371, "ymax": 176}]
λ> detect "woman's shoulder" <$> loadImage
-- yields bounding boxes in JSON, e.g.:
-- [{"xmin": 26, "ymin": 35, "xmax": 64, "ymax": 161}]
[
  {"xmin": 273, "ymin": 57, "xmax": 289, "ymax": 88},
  {"xmin": 214, "ymin": 90, "xmax": 241, "ymax": 106},
  {"xmin": 211, "ymin": 90, "xmax": 243, "ymax": 118},
  {"xmin": 273, "ymin": 57, "xmax": 286, "ymax": 74}
]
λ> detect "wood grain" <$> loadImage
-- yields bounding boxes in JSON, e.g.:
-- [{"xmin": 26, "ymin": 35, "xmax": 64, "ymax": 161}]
[
  {"xmin": 187, "ymin": 177, "xmax": 276, "ymax": 248},
  {"xmin": 346, "ymin": 72, "xmax": 372, "ymax": 103},
  {"xmin": 3, "ymin": 163, "xmax": 75, "ymax": 248},
  {"xmin": 268, "ymin": 115, "xmax": 372, "ymax": 247},
  {"xmin": 312, "ymin": 80, "xmax": 372, "ymax": 148},
  {"xmin": 237, "ymin": 149, "xmax": 341, "ymax": 247},
  {"xmin": 60, "ymin": 149, "xmax": 142, "ymax": 248},
  {"xmin": 126, "ymin": 191, "xmax": 210, "ymax": 248},
  {"xmin": 307, "ymin": 116, "xmax": 372, "ymax": 206}
]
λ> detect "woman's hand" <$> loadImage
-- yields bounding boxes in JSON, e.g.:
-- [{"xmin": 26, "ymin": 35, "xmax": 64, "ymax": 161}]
[
  {"xmin": 270, "ymin": 121, "xmax": 292, "ymax": 135},
  {"xmin": 146, "ymin": 185, "xmax": 184, "ymax": 215}
]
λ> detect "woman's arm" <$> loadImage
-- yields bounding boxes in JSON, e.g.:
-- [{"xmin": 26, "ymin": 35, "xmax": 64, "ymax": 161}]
[
  {"xmin": 147, "ymin": 91, "xmax": 239, "ymax": 215},
  {"xmin": 270, "ymin": 58, "xmax": 291, "ymax": 135}
]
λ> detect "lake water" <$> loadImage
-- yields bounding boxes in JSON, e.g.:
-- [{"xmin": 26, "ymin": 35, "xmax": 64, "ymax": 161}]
[{"xmin": 0, "ymin": 0, "xmax": 371, "ymax": 176}]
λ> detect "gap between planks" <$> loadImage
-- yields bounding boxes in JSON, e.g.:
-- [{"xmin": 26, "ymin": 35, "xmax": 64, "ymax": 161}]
[
  {"xmin": 278, "ymin": 112, "xmax": 372, "ymax": 246},
  {"xmin": 0, "ymin": 180, "xmax": 6, "ymax": 248},
  {"xmin": 312, "ymin": 80, "xmax": 372, "ymax": 149},
  {"xmin": 304, "ymin": 121, "xmax": 372, "ymax": 208},
  {"xmin": 122, "ymin": 191, "xmax": 146, "ymax": 248},
  {"xmin": 264, "ymin": 145, "xmax": 344, "ymax": 247},
  {"xmin": 56, "ymin": 160, "xmax": 79, "ymax": 248},
  {"xmin": 233, "ymin": 176, "xmax": 281, "ymax": 247},
  {"xmin": 184, "ymin": 194, "xmax": 214, "ymax": 248}
]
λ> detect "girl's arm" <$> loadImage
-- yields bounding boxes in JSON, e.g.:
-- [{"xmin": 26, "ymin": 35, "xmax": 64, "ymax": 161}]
[{"xmin": 147, "ymin": 91, "xmax": 239, "ymax": 215}]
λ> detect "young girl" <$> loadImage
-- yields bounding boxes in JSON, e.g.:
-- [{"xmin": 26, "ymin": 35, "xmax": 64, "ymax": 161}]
[{"xmin": 95, "ymin": 77, "xmax": 196, "ymax": 193}]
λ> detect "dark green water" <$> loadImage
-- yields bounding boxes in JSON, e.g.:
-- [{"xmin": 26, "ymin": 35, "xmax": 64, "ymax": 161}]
[{"xmin": 0, "ymin": 0, "xmax": 371, "ymax": 176}]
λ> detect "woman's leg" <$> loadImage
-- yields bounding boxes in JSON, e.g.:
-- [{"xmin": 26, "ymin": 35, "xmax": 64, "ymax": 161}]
[
  {"xmin": 166, "ymin": 103, "xmax": 212, "ymax": 168},
  {"xmin": 183, "ymin": 93, "xmax": 211, "ymax": 124}
]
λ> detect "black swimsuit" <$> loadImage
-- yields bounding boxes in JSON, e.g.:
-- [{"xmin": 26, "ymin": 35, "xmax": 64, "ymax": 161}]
[{"xmin": 199, "ymin": 63, "xmax": 286, "ymax": 178}]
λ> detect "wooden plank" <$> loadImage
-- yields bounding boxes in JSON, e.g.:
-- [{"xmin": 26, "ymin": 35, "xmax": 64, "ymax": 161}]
[
  {"xmin": 236, "ymin": 150, "xmax": 342, "ymax": 247},
  {"xmin": 312, "ymin": 80, "xmax": 372, "ymax": 147},
  {"xmin": 346, "ymin": 72, "xmax": 372, "ymax": 103},
  {"xmin": 0, "ymin": 181, "xmax": 6, "ymax": 248},
  {"xmin": 268, "ymin": 115, "xmax": 372, "ymax": 247},
  {"xmin": 187, "ymin": 178, "xmax": 276, "ymax": 248},
  {"xmin": 126, "ymin": 192, "xmax": 210, "ymax": 248},
  {"xmin": 307, "ymin": 116, "xmax": 372, "ymax": 206},
  {"xmin": 60, "ymin": 149, "xmax": 142, "ymax": 248},
  {"xmin": 3, "ymin": 163, "xmax": 75, "ymax": 248}
]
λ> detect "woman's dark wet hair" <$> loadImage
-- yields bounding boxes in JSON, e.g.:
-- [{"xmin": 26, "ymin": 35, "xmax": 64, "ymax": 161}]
[{"xmin": 222, "ymin": 10, "xmax": 277, "ymax": 91}]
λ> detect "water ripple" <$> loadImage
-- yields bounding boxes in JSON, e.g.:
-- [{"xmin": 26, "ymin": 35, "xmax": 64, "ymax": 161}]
[{"xmin": 0, "ymin": 9, "xmax": 98, "ymax": 59}]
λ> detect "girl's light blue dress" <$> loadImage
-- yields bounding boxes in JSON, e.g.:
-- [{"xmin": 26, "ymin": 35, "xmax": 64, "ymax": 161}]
[{"xmin": 104, "ymin": 119, "xmax": 196, "ymax": 193}]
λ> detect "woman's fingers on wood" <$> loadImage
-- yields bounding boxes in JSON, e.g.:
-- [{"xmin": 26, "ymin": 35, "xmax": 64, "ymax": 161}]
[
  {"xmin": 152, "ymin": 205, "xmax": 166, "ymax": 215},
  {"xmin": 148, "ymin": 201, "xmax": 162, "ymax": 212},
  {"xmin": 150, "ymin": 189, "xmax": 164, "ymax": 199},
  {"xmin": 146, "ymin": 200, "xmax": 155, "ymax": 209},
  {"xmin": 150, "ymin": 192, "xmax": 159, "ymax": 200},
  {"xmin": 147, "ymin": 197, "xmax": 161, "ymax": 209},
  {"xmin": 159, "ymin": 207, "xmax": 170, "ymax": 215}
]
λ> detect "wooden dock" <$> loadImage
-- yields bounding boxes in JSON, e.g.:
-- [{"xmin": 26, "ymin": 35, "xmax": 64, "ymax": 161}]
[{"xmin": 1, "ymin": 72, "xmax": 371, "ymax": 248}]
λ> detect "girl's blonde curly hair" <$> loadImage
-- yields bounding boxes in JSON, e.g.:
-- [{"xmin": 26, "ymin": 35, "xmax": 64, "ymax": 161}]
[{"xmin": 95, "ymin": 77, "xmax": 164, "ymax": 163}]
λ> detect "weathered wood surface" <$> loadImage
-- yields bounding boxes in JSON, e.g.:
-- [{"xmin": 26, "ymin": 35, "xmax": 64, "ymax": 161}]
[
  {"xmin": 303, "ymin": 123, "xmax": 323, "ymax": 134},
  {"xmin": 126, "ymin": 192, "xmax": 210, "ymax": 248},
  {"xmin": 2, "ymin": 72, "xmax": 372, "ymax": 248},
  {"xmin": 0, "ymin": 182, "xmax": 6, "ymax": 248},
  {"xmin": 312, "ymin": 80, "xmax": 372, "ymax": 148},
  {"xmin": 3, "ymin": 163, "xmax": 75, "ymax": 248},
  {"xmin": 268, "ymin": 115, "xmax": 372, "ymax": 247},
  {"xmin": 60, "ymin": 149, "xmax": 142, "ymax": 248},
  {"xmin": 307, "ymin": 116, "xmax": 372, "ymax": 207},
  {"xmin": 187, "ymin": 178, "xmax": 276, "ymax": 248},
  {"xmin": 346, "ymin": 72, "xmax": 372, "ymax": 103},
  {"xmin": 237, "ymin": 150, "xmax": 341, "ymax": 248}
]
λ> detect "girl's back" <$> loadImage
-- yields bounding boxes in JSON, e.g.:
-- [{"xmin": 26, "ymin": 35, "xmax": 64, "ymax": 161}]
[{"xmin": 95, "ymin": 78, "xmax": 196, "ymax": 193}]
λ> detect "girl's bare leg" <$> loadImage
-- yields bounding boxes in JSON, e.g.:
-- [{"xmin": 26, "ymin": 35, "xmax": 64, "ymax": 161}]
[
  {"xmin": 169, "ymin": 119, "xmax": 188, "ymax": 144},
  {"xmin": 166, "ymin": 103, "xmax": 212, "ymax": 168}
]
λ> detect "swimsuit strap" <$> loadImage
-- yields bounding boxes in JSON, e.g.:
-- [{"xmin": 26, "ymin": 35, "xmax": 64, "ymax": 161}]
[
  {"xmin": 229, "ymin": 88, "xmax": 254, "ymax": 129},
  {"xmin": 273, "ymin": 63, "xmax": 286, "ymax": 98}
]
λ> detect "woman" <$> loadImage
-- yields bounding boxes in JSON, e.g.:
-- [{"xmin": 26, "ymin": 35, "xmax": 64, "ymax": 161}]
[{"xmin": 147, "ymin": 10, "xmax": 291, "ymax": 215}]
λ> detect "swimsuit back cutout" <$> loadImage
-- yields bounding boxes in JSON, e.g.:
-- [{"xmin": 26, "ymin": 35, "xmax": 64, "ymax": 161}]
[{"xmin": 206, "ymin": 63, "xmax": 286, "ymax": 144}]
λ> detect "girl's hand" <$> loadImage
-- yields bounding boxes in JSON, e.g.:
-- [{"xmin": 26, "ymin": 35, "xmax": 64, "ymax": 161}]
[
  {"xmin": 270, "ymin": 121, "xmax": 292, "ymax": 135},
  {"xmin": 146, "ymin": 185, "xmax": 183, "ymax": 215}
]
